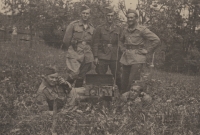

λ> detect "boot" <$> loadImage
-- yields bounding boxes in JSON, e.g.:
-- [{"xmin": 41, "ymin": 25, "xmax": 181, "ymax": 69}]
[{"xmin": 75, "ymin": 78, "xmax": 84, "ymax": 87}]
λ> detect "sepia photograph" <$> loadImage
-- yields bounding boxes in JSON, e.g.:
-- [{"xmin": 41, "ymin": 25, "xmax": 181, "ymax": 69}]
[{"xmin": 0, "ymin": 0, "xmax": 200, "ymax": 134}]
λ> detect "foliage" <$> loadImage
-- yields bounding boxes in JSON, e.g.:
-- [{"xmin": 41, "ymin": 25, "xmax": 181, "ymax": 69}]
[
  {"xmin": 2, "ymin": 0, "xmax": 200, "ymax": 73},
  {"xmin": 139, "ymin": 0, "xmax": 200, "ymax": 74},
  {"xmin": 1, "ymin": 42, "xmax": 200, "ymax": 134},
  {"xmin": 2, "ymin": 0, "xmax": 117, "ymax": 47},
  {"xmin": 118, "ymin": 0, "xmax": 200, "ymax": 74}
]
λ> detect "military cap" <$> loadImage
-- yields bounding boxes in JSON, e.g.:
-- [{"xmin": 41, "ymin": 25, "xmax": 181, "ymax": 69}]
[
  {"xmin": 81, "ymin": 4, "xmax": 90, "ymax": 12},
  {"xmin": 44, "ymin": 66, "xmax": 57, "ymax": 76},
  {"xmin": 104, "ymin": 6, "xmax": 115, "ymax": 14},
  {"xmin": 126, "ymin": 8, "xmax": 138, "ymax": 18}
]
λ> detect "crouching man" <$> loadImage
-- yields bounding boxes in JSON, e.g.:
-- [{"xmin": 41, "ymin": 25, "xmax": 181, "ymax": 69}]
[
  {"xmin": 121, "ymin": 84, "xmax": 152, "ymax": 106},
  {"xmin": 36, "ymin": 67, "xmax": 72, "ymax": 112}
]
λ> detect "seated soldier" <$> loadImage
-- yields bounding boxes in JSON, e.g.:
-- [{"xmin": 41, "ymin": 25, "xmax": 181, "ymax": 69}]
[
  {"xmin": 36, "ymin": 67, "xmax": 72, "ymax": 112},
  {"xmin": 121, "ymin": 84, "xmax": 152, "ymax": 105}
]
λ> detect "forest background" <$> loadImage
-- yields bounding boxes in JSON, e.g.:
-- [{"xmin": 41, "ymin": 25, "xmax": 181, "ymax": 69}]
[{"xmin": 0, "ymin": 0, "xmax": 200, "ymax": 134}]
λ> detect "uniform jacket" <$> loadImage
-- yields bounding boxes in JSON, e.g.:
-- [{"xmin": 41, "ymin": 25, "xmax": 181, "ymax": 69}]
[
  {"xmin": 63, "ymin": 20, "xmax": 95, "ymax": 73},
  {"xmin": 121, "ymin": 91, "xmax": 152, "ymax": 104},
  {"xmin": 93, "ymin": 23, "xmax": 121, "ymax": 60},
  {"xmin": 63, "ymin": 20, "xmax": 95, "ymax": 49},
  {"xmin": 120, "ymin": 24, "xmax": 160, "ymax": 65},
  {"xmin": 36, "ymin": 80, "xmax": 67, "ymax": 111}
]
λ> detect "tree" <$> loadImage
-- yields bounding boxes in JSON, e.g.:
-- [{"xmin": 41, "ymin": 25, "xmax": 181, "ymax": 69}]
[
  {"xmin": 118, "ymin": 0, "xmax": 200, "ymax": 74},
  {"xmin": 2, "ymin": 0, "xmax": 117, "ymax": 47}
]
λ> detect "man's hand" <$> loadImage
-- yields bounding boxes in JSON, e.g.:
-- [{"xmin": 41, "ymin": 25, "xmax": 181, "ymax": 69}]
[
  {"xmin": 94, "ymin": 57, "xmax": 99, "ymax": 65},
  {"xmin": 136, "ymin": 48, "xmax": 148, "ymax": 55},
  {"xmin": 57, "ymin": 76, "xmax": 65, "ymax": 84},
  {"xmin": 57, "ymin": 76, "xmax": 72, "ymax": 92}
]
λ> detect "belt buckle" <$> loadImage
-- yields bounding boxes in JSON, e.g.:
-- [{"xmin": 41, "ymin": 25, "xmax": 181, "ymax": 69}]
[{"xmin": 82, "ymin": 41, "xmax": 86, "ymax": 45}]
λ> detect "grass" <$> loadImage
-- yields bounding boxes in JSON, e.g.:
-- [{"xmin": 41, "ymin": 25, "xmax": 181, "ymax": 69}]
[{"xmin": 0, "ymin": 41, "xmax": 200, "ymax": 135}]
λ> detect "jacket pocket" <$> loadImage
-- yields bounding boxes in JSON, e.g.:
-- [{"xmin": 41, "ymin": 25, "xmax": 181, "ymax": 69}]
[
  {"xmin": 73, "ymin": 26, "xmax": 83, "ymax": 39},
  {"xmin": 124, "ymin": 49, "xmax": 146, "ymax": 63},
  {"xmin": 101, "ymin": 32, "xmax": 109, "ymax": 41}
]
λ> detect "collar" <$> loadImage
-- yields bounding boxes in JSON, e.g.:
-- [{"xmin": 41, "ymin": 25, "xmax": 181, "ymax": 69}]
[
  {"xmin": 104, "ymin": 23, "xmax": 116, "ymax": 32},
  {"xmin": 42, "ymin": 79, "xmax": 57, "ymax": 90},
  {"xmin": 37, "ymin": 79, "xmax": 58, "ymax": 95},
  {"xmin": 127, "ymin": 23, "xmax": 139, "ymax": 32},
  {"xmin": 79, "ymin": 20, "xmax": 90, "ymax": 28}
]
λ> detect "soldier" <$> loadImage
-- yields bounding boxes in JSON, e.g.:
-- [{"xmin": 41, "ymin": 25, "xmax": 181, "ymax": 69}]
[
  {"xmin": 121, "ymin": 85, "xmax": 152, "ymax": 104},
  {"xmin": 93, "ymin": 6, "xmax": 122, "ymax": 91},
  {"xmin": 120, "ymin": 9, "xmax": 160, "ymax": 94},
  {"xmin": 36, "ymin": 67, "xmax": 72, "ymax": 112},
  {"xmin": 63, "ymin": 4, "xmax": 95, "ymax": 87}
]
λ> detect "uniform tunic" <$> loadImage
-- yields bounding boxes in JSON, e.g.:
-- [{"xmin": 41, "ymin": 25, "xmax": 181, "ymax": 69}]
[
  {"xmin": 120, "ymin": 24, "xmax": 160, "ymax": 65},
  {"xmin": 63, "ymin": 20, "xmax": 95, "ymax": 75},
  {"xmin": 36, "ymin": 80, "xmax": 68, "ymax": 111},
  {"xmin": 120, "ymin": 24, "xmax": 160, "ymax": 93},
  {"xmin": 92, "ymin": 23, "xmax": 122, "ymax": 90},
  {"xmin": 93, "ymin": 23, "xmax": 121, "ymax": 60}
]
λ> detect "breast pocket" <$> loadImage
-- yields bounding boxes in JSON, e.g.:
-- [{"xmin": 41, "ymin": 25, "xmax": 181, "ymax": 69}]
[
  {"xmin": 84, "ymin": 30, "xmax": 93, "ymax": 41},
  {"xmin": 111, "ymin": 32, "xmax": 119, "ymax": 44},
  {"xmin": 73, "ymin": 27, "xmax": 83, "ymax": 39},
  {"xmin": 101, "ymin": 32, "xmax": 109, "ymax": 41},
  {"xmin": 127, "ymin": 34, "xmax": 142, "ymax": 45}
]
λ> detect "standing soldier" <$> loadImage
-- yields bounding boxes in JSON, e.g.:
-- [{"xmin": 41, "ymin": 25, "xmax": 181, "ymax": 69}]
[
  {"xmin": 63, "ymin": 4, "xmax": 95, "ymax": 87},
  {"xmin": 120, "ymin": 9, "xmax": 160, "ymax": 94},
  {"xmin": 93, "ymin": 6, "xmax": 122, "ymax": 91}
]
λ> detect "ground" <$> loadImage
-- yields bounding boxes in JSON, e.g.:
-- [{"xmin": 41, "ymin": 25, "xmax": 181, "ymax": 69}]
[{"xmin": 0, "ymin": 41, "xmax": 200, "ymax": 135}]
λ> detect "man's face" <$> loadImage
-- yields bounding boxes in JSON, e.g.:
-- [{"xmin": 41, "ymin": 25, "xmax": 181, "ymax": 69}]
[
  {"xmin": 152, "ymin": 0, "xmax": 158, "ymax": 7},
  {"xmin": 130, "ymin": 86, "xmax": 141, "ymax": 97},
  {"xmin": 106, "ymin": 12, "xmax": 114, "ymax": 24},
  {"xmin": 81, "ymin": 9, "xmax": 91, "ymax": 21},
  {"xmin": 127, "ymin": 13, "xmax": 137, "ymax": 26},
  {"xmin": 45, "ymin": 73, "xmax": 58, "ymax": 86}
]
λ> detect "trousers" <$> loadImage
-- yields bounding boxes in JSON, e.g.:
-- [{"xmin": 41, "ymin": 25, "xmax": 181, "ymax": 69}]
[
  {"xmin": 95, "ymin": 59, "xmax": 121, "ymax": 90},
  {"xmin": 67, "ymin": 62, "xmax": 92, "ymax": 87},
  {"xmin": 121, "ymin": 63, "xmax": 144, "ymax": 94}
]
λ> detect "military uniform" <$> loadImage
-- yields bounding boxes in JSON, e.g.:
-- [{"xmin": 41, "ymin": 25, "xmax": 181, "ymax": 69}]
[
  {"xmin": 36, "ymin": 79, "xmax": 71, "ymax": 111},
  {"xmin": 120, "ymin": 24, "xmax": 160, "ymax": 93},
  {"xmin": 63, "ymin": 20, "xmax": 95, "ymax": 85},
  {"xmin": 121, "ymin": 91, "xmax": 152, "ymax": 103},
  {"xmin": 93, "ymin": 23, "xmax": 122, "ymax": 89}
]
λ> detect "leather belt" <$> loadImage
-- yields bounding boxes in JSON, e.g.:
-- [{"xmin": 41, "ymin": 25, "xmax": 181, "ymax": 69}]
[
  {"xmin": 125, "ymin": 45, "xmax": 143, "ymax": 49},
  {"xmin": 77, "ymin": 40, "xmax": 91, "ymax": 45}
]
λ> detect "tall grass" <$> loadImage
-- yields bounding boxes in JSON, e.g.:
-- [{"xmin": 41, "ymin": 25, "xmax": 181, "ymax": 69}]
[{"xmin": 0, "ymin": 41, "xmax": 200, "ymax": 135}]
